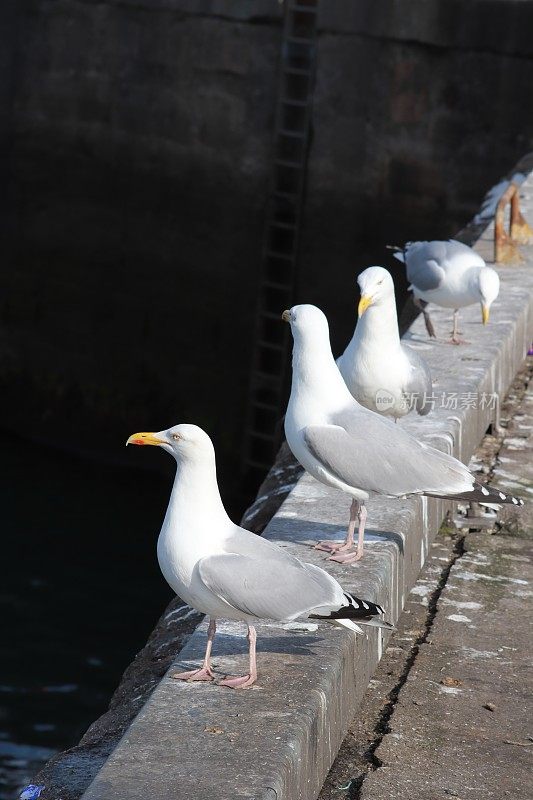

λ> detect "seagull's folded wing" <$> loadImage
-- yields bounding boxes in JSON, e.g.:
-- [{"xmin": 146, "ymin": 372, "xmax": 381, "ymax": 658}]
[
  {"xmin": 198, "ymin": 553, "xmax": 342, "ymax": 621},
  {"xmin": 304, "ymin": 417, "xmax": 474, "ymax": 497},
  {"xmin": 404, "ymin": 241, "xmax": 446, "ymax": 290}
]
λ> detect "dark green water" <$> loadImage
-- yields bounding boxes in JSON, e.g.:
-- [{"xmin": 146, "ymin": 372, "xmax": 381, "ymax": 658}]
[{"xmin": 0, "ymin": 434, "xmax": 177, "ymax": 798}]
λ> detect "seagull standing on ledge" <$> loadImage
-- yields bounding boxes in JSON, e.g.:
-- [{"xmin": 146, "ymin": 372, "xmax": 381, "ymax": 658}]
[
  {"xmin": 337, "ymin": 266, "xmax": 432, "ymax": 420},
  {"xmin": 282, "ymin": 305, "xmax": 523, "ymax": 563},
  {"xmin": 127, "ymin": 424, "xmax": 391, "ymax": 689},
  {"xmin": 393, "ymin": 240, "xmax": 500, "ymax": 345}
]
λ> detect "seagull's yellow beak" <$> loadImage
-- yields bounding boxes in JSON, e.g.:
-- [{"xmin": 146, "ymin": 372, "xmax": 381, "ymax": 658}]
[
  {"xmin": 481, "ymin": 305, "xmax": 490, "ymax": 325},
  {"xmin": 126, "ymin": 432, "xmax": 164, "ymax": 447},
  {"xmin": 358, "ymin": 295, "xmax": 373, "ymax": 318},
  {"xmin": 282, "ymin": 309, "xmax": 291, "ymax": 322}
]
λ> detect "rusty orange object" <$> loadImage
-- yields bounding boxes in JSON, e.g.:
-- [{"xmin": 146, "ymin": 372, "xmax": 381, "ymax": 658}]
[{"xmin": 494, "ymin": 182, "xmax": 533, "ymax": 264}]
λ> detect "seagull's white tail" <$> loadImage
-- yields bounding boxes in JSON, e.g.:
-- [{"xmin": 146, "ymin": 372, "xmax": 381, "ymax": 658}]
[{"xmin": 332, "ymin": 618, "xmax": 365, "ymax": 635}]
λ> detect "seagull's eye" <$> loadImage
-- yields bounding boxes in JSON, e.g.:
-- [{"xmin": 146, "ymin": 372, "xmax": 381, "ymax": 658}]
[
  {"xmin": 377, "ymin": 279, "xmax": 384, "ymax": 285},
  {"xmin": 172, "ymin": 434, "xmax": 181, "ymax": 441}
]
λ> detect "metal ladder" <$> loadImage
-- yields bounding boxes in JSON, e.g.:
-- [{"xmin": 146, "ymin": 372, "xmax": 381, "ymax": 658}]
[{"xmin": 242, "ymin": 0, "xmax": 319, "ymax": 482}]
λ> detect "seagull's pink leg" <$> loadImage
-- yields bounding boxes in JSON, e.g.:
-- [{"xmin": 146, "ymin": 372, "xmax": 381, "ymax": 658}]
[
  {"xmin": 314, "ymin": 499, "xmax": 358, "ymax": 553},
  {"xmin": 448, "ymin": 309, "xmax": 469, "ymax": 345},
  {"xmin": 219, "ymin": 625, "xmax": 257, "ymax": 689},
  {"xmin": 329, "ymin": 505, "xmax": 367, "ymax": 564},
  {"xmin": 171, "ymin": 618, "xmax": 216, "ymax": 681}
]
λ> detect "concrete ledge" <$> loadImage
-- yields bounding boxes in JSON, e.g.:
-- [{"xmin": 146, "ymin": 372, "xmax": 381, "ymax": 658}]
[{"xmin": 81, "ymin": 174, "xmax": 533, "ymax": 800}]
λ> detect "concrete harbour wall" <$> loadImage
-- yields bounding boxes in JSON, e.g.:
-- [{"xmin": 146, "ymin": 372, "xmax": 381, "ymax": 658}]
[{"xmin": 31, "ymin": 166, "xmax": 533, "ymax": 800}]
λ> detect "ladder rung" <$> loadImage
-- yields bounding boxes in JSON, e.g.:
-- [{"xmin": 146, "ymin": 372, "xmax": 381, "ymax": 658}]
[
  {"xmin": 255, "ymin": 341, "xmax": 286, "ymax": 358},
  {"xmin": 278, "ymin": 128, "xmax": 306, "ymax": 139},
  {"xmin": 289, "ymin": 2, "xmax": 319, "ymax": 12},
  {"xmin": 252, "ymin": 369, "xmax": 283, "ymax": 383},
  {"xmin": 273, "ymin": 190, "xmax": 299, "ymax": 201},
  {"xmin": 280, "ymin": 97, "xmax": 308, "ymax": 108},
  {"xmin": 269, "ymin": 219, "xmax": 296, "ymax": 230},
  {"xmin": 258, "ymin": 310, "xmax": 285, "ymax": 322},
  {"xmin": 262, "ymin": 278, "xmax": 293, "ymax": 290},
  {"xmin": 257, "ymin": 337, "xmax": 288, "ymax": 355},
  {"xmin": 252, "ymin": 400, "xmax": 282, "ymax": 413},
  {"xmin": 257, "ymin": 340, "xmax": 285, "ymax": 353},
  {"xmin": 265, "ymin": 249, "xmax": 296, "ymax": 262},
  {"xmin": 275, "ymin": 158, "xmax": 304, "ymax": 169},
  {"xmin": 286, "ymin": 36, "xmax": 316, "ymax": 46},
  {"xmin": 247, "ymin": 429, "xmax": 277, "ymax": 443},
  {"xmin": 283, "ymin": 65, "xmax": 313, "ymax": 77},
  {"xmin": 245, "ymin": 458, "xmax": 276, "ymax": 471}
]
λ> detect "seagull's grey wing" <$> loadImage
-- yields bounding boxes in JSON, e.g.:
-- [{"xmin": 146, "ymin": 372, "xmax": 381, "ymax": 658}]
[
  {"xmin": 403, "ymin": 241, "xmax": 446, "ymax": 290},
  {"xmin": 405, "ymin": 240, "xmax": 485, "ymax": 289},
  {"xmin": 401, "ymin": 344, "xmax": 433, "ymax": 416},
  {"xmin": 198, "ymin": 552, "xmax": 343, "ymax": 621},
  {"xmin": 304, "ymin": 412, "xmax": 473, "ymax": 497},
  {"xmin": 445, "ymin": 239, "xmax": 485, "ymax": 265}
]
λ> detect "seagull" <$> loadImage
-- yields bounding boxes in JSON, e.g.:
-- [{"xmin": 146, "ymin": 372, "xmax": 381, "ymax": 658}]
[
  {"xmin": 126, "ymin": 424, "xmax": 391, "ymax": 689},
  {"xmin": 336, "ymin": 266, "xmax": 432, "ymax": 420},
  {"xmin": 282, "ymin": 304, "xmax": 523, "ymax": 564},
  {"xmin": 393, "ymin": 240, "xmax": 500, "ymax": 344}
]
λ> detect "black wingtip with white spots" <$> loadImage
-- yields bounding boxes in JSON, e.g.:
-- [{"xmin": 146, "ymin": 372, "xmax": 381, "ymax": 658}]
[
  {"xmin": 430, "ymin": 482, "xmax": 524, "ymax": 507},
  {"xmin": 310, "ymin": 594, "xmax": 394, "ymax": 630},
  {"xmin": 468, "ymin": 482, "xmax": 524, "ymax": 506}
]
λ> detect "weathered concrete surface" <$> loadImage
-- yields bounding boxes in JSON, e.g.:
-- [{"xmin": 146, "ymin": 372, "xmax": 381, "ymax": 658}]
[
  {"xmin": 317, "ymin": 533, "xmax": 533, "ymax": 800},
  {"xmin": 318, "ymin": 355, "xmax": 533, "ymax": 800},
  {"xmin": 492, "ymin": 378, "xmax": 533, "ymax": 537},
  {"xmin": 73, "ymin": 172, "xmax": 533, "ymax": 800},
  {"xmin": 317, "ymin": 534, "xmax": 459, "ymax": 800},
  {"xmin": 360, "ymin": 532, "xmax": 533, "ymax": 800}
]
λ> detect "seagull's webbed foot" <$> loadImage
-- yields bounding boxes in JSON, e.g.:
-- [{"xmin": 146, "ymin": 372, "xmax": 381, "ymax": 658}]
[
  {"xmin": 447, "ymin": 336, "xmax": 469, "ymax": 346},
  {"xmin": 326, "ymin": 502, "xmax": 367, "ymax": 563},
  {"xmin": 171, "ymin": 666, "xmax": 215, "ymax": 682},
  {"xmin": 314, "ymin": 539, "xmax": 349, "ymax": 553},
  {"xmin": 328, "ymin": 547, "xmax": 363, "ymax": 564},
  {"xmin": 218, "ymin": 673, "xmax": 256, "ymax": 689},
  {"xmin": 218, "ymin": 624, "xmax": 258, "ymax": 689}
]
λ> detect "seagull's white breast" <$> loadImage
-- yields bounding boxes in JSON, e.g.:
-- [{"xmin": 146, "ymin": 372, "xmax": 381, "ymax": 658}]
[
  {"xmin": 338, "ymin": 344, "xmax": 411, "ymax": 418},
  {"xmin": 156, "ymin": 510, "xmax": 236, "ymax": 618}
]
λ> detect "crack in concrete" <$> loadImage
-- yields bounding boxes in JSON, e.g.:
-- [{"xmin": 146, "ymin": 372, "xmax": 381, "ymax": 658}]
[{"xmin": 349, "ymin": 533, "xmax": 467, "ymax": 798}]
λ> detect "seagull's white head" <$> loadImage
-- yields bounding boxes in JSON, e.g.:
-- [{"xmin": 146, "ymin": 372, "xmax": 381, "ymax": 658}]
[
  {"xmin": 282, "ymin": 304, "xmax": 330, "ymax": 345},
  {"xmin": 126, "ymin": 423, "xmax": 215, "ymax": 462},
  {"xmin": 357, "ymin": 267, "xmax": 395, "ymax": 317},
  {"xmin": 477, "ymin": 268, "xmax": 500, "ymax": 324}
]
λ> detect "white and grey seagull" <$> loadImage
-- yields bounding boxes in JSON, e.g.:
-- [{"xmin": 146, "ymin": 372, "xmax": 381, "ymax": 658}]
[
  {"xmin": 282, "ymin": 304, "xmax": 523, "ymax": 564},
  {"xmin": 393, "ymin": 240, "xmax": 500, "ymax": 345},
  {"xmin": 337, "ymin": 266, "xmax": 432, "ymax": 420},
  {"xmin": 127, "ymin": 424, "xmax": 391, "ymax": 689}
]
